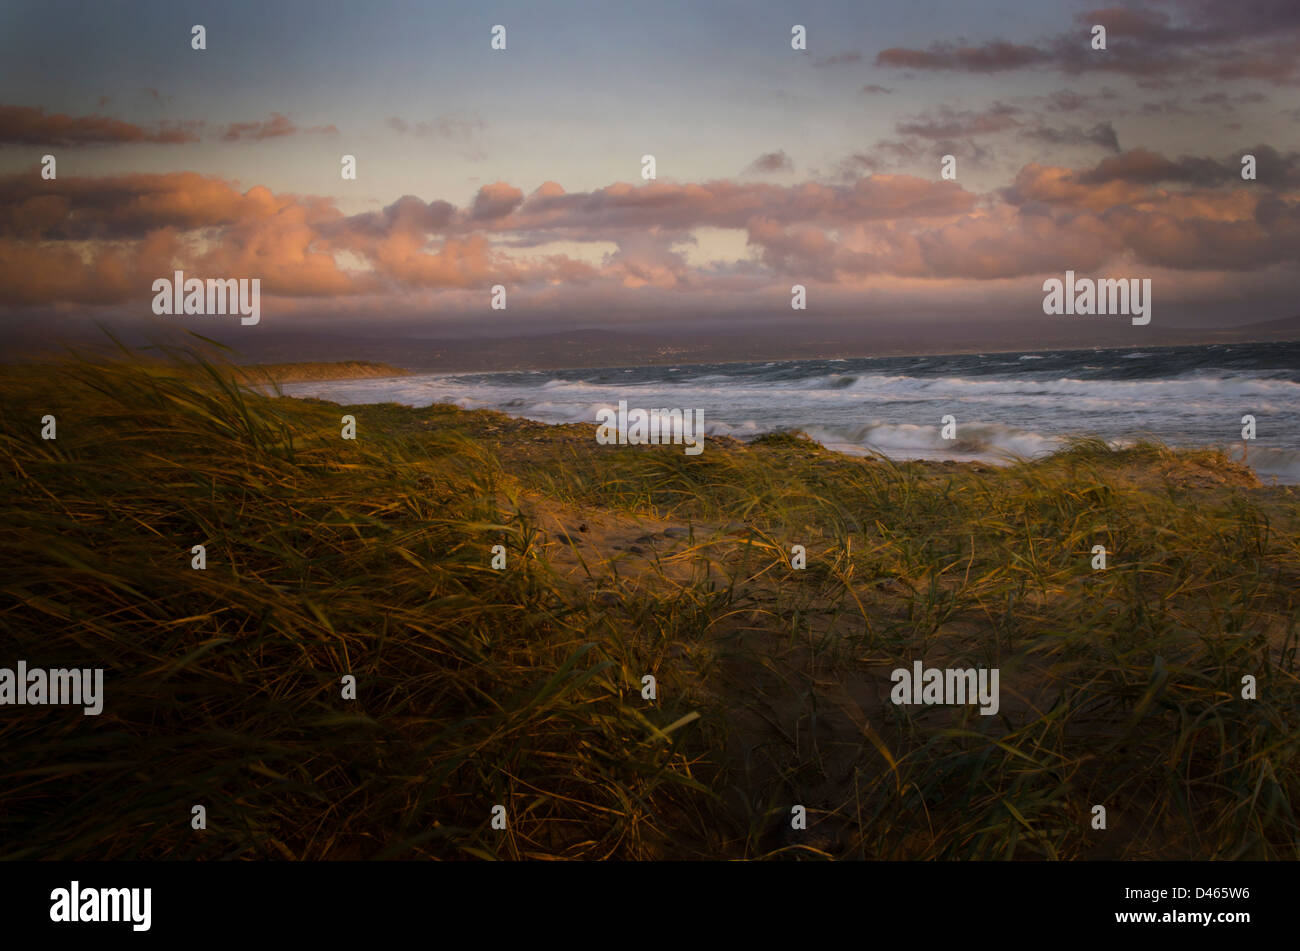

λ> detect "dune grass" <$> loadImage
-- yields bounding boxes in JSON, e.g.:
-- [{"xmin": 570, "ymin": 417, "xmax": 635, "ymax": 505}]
[{"xmin": 0, "ymin": 344, "xmax": 1296, "ymax": 860}]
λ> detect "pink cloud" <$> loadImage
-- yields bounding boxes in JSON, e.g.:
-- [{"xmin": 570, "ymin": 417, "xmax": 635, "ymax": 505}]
[{"xmin": 1, "ymin": 147, "xmax": 1297, "ymax": 312}]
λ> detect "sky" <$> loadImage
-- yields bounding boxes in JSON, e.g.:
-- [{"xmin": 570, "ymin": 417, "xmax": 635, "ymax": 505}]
[{"xmin": 1, "ymin": 0, "xmax": 1298, "ymax": 347}]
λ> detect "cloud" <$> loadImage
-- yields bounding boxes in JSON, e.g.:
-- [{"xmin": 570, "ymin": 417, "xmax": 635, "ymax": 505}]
[
  {"xmin": 896, "ymin": 103, "xmax": 1021, "ymax": 138},
  {"xmin": 0, "ymin": 168, "xmax": 977, "ymax": 306},
  {"xmin": 860, "ymin": 84, "xmax": 894, "ymax": 95},
  {"xmin": 0, "ymin": 104, "xmax": 201, "ymax": 146},
  {"xmin": 836, "ymin": 152, "xmax": 887, "ymax": 177},
  {"xmin": 745, "ymin": 150, "xmax": 794, "ymax": 174},
  {"xmin": 220, "ymin": 113, "xmax": 337, "ymax": 142},
  {"xmin": 1075, "ymin": 6, "xmax": 1175, "ymax": 41},
  {"xmin": 1077, "ymin": 148, "xmax": 1231, "ymax": 186},
  {"xmin": 874, "ymin": 3, "xmax": 1300, "ymax": 84},
  {"xmin": 0, "ymin": 171, "xmax": 338, "ymax": 240},
  {"xmin": 876, "ymin": 40, "xmax": 1049, "ymax": 73},
  {"xmin": 340, "ymin": 195, "xmax": 456, "ymax": 238},
  {"xmin": 222, "ymin": 113, "xmax": 295, "ymax": 142},
  {"xmin": 1196, "ymin": 91, "xmax": 1268, "ymax": 108},
  {"xmin": 0, "ymin": 171, "xmax": 357, "ymax": 304},
  {"xmin": 0, "ymin": 103, "xmax": 337, "ymax": 148},
  {"xmin": 1044, "ymin": 90, "xmax": 1089, "ymax": 112},
  {"xmin": 3, "ymin": 144, "xmax": 1298, "ymax": 312},
  {"xmin": 833, "ymin": 137, "xmax": 996, "ymax": 180},
  {"xmin": 470, "ymin": 182, "xmax": 526, "ymax": 220},
  {"xmin": 1022, "ymin": 121, "xmax": 1121, "ymax": 152},
  {"xmin": 491, "ymin": 175, "xmax": 979, "ymax": 236},
  {"xmin": 1071, "ymin": 145, "xmax": 1300, "ymax": 188}
]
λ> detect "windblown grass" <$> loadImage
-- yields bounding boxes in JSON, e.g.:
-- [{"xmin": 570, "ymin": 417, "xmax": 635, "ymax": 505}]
[{"xmin": 1, "ymin": 344, "xmax": 1296, "ymax": 860}]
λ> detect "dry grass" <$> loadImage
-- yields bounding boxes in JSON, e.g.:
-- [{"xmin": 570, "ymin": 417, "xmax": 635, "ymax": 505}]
[{"xmin": 1, "ymin": 342, "xmax": 1296, "ymax": 860}]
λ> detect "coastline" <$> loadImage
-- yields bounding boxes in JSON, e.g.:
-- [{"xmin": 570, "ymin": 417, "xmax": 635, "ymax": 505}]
[
  {"xmin": 3, "ymin": 353, "xmax": 1296, "ymax": 859},
  {"xmin": 251, "ymin": 346, "xmax": 1300, "ymax": 486}
]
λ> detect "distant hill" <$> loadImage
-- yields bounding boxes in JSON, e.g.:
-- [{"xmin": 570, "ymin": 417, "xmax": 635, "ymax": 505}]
[{"xmin": 1236, "ymin": 314, "xmax": 1300, "ymax": 335}]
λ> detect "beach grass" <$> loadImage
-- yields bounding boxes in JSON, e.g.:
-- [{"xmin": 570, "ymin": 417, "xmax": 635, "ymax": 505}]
[{"xmin": 1, "ymin": 343, "xmax": 1296, "ymax": 860}]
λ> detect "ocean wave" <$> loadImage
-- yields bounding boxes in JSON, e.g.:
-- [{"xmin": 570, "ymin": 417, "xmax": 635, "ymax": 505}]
[
  {"xmin": 801, "ymin": 420, "xmax": 1064, "ymax": 461},
  {"xmin": 1244, "ymin": 447, "xmax": 1300, "ymax": 485},
  {"xmin": 834, "ymin": 373, "xmax": 1300, "ymax": 400},
  {"xmin": 271, "ymin": 350, "xmax": 1300, "ymax": 484},
  {"xmin": 278, "ymin": 370, "xmax": 1300, "ymax": 423}
]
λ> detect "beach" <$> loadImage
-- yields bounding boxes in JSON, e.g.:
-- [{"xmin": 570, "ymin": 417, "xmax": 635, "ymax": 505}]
[
  {"xmin": 272, "ymin": 341, "xmax": 1300, "ymax": 486},
  {"xmin": 2, "ymin": 352, "xmax": 1296, "ymax": 859}
]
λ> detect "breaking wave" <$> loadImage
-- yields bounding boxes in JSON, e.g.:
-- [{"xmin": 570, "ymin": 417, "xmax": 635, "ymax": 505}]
[{"xmin": 273, "ymin": 341, "xmax": 1300, "ymax": 484}]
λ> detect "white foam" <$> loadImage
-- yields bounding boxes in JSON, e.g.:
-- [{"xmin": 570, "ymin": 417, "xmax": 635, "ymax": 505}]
[{"xmin": 272, "ymin": 362, "xmax": 1300, "ymax": 484}]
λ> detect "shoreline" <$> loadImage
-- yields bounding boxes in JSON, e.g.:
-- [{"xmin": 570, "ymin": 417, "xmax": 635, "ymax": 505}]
[
  {"xmin": 254, "ymin": 351, "xmax": 1300, "ymax": 486},
  {"xmin": 2, "ymin": 353, "xmax": 1297, "ymax": 860}
]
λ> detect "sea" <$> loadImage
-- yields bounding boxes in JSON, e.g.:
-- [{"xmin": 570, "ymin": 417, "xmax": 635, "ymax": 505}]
[{"xmin": 274, "ymin": 341, "xmax": 1300, "ymax": 485}]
